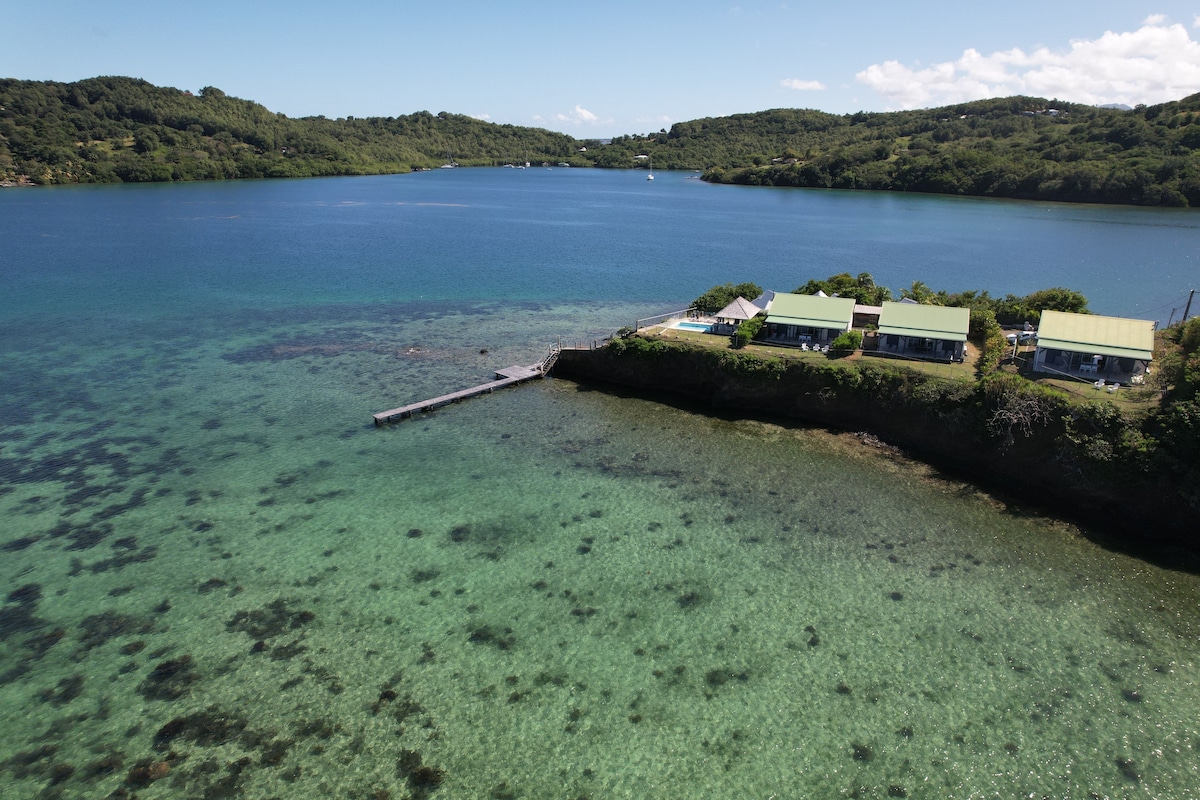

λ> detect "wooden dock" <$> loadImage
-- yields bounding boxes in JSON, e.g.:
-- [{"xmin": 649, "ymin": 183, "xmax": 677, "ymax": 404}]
[{"xmin": 373, "ymin": 348, "xmax": 559, "ymax": 425}]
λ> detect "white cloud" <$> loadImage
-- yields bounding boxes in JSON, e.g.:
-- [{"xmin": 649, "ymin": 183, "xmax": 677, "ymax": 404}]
[
  {"xmin": 781, "ymin": 78, "xmax": 826, "ymax": 91},
  {"xmin": 473, "ymin": 113, "xmax": 491, "ymax": 121},
  {"xmin": 555, "ymin": 105, "xmax": 601, "ymax": 125},
  {"xmin": 856, "ymin": 17, "xmax": 1200, "ymax": 109}
]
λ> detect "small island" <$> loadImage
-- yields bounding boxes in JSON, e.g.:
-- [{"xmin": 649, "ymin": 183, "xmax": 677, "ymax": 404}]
[{"xmin": 555, "ymin": 277, "xmax": 1200, "ymax": 546}]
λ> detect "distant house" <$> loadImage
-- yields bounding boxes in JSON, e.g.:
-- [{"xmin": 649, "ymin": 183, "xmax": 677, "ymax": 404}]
[
  {"xmin": 763, "ymin": 293, "xmax": 855, "ymax": 345},
  {"xmin": 752, "ymin": 290, "xmax": 776, "ymax": 313},
  {"xmin": 712, "ymin": 296, "xmax": 761, "ymax": 334},
  {"xmin": 876, "ymin": 302, "xmax": 970, "ymax": 361},
  {"xmin": 1033, "ymin": 310, "xmax": 1154, "ymax": 382}
]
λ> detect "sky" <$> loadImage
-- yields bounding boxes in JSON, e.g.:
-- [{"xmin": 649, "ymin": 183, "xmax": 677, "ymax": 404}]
[{"xmin": 6, "ymin": 1, "xmax": 1200, "ymax": 138}]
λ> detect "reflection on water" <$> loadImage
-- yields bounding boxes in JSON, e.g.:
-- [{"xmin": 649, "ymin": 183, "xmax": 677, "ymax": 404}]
[{"xmin": 2, "ymin": 300, "xmax": 1197, "ymax": 799}]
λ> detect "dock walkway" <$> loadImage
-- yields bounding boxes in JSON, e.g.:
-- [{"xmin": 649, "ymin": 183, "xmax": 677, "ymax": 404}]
[{"xmin": 373, "ymin": 348, "xmax": 560, "ymax": 425}]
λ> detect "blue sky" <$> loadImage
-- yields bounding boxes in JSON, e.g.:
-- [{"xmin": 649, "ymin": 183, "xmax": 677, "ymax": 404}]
[{"xmin": 6, "ymin": 2, "xmax": 1200, "ymax": 137}]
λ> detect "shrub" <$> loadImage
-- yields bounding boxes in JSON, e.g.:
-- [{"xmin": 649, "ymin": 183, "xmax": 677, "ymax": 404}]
[
  {"xmin": 981, "ymin": 373, "xmax": 1065, "ymax": 449},
  {"xmin": 731, "ymin": 315, "xmax": 765, "ymax": 349},
  {"xmin": 1181, "ymin": 317, "xmax": 1200, "ymax": 354},
  {"xmin": 606, "ymin": 334, "xmax": 671, "ymax": 358},
  {"xmin": 969, "ymin": 308, "xmax": 1006, "ymax": 376},
  {"xmin": 968, "ymin": 308, "xmax": 998, "ymax": 340},
  {"xmin": 710, "ymin": 348, "xmax": 786, "ymax": 380},
  {"xmin": 1152, "ymin": 398, "xmax": 1200, "ymax": 464},
  {"xmin": 827, "ymin": 329, "xmax": 863, "ymax": 358}
]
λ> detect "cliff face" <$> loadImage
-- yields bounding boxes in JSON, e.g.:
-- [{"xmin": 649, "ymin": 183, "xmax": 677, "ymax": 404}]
[{"xmin": 555, "ymin": 342, "xmax": 1195, "ymax": 548}]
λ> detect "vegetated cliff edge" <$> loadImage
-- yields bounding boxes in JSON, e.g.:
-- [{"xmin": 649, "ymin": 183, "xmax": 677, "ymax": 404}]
[{"xmin": 555, "ymin": 337, "xmax": 1198, "ymax": 550}]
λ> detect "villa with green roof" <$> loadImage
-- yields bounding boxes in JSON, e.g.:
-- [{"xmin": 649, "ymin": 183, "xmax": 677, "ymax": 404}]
[
  {"xmin": 876, "ymin": 301, "xmax": 970, "ymax": 362},
  {"xmin": 763, "ymin": 293, "xmax": 855, "ymax": 345},
  {"xmin": 1033, "ymin": 310, "xmax": 1154, "ymax": 382}
]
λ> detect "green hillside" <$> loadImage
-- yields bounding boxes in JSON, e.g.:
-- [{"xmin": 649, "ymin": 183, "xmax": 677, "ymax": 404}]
[
  {"xmin": 0, "ymin": 76, "xmax": 586, "ymax": 183},
  {"xmin": 4, "ymin": 76, "xmax": 1200, "ymax": 206},
  {"xmin": 589, "ymin": 96, "xmax": 1200, "ymax": 206}
]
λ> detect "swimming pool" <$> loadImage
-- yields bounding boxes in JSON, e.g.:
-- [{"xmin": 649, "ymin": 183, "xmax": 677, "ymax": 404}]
[{"xmin": 671, "ymin": 320, "xmax": 714, "ymax": 332}]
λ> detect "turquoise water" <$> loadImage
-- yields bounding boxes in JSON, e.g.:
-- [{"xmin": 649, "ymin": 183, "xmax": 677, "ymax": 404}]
[{"xmin": 2, "ymin": 171, "xmax": 1199, "ymax": 798}]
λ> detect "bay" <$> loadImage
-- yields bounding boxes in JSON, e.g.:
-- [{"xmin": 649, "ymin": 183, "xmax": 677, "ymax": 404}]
[{"xmin": 1, "ymin": 170, "xmax": 1198, "ymax": 799}]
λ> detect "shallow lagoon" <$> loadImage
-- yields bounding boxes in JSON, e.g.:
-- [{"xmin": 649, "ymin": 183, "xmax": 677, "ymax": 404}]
[{"xmin": 1, "ymin": 172, "xmax": 1199, "ymax": 798}]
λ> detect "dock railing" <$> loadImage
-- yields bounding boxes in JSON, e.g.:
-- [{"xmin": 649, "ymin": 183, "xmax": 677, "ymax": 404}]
[
  {"xmin": 536, "ymin": 345, "xmax": 561, "ymax": 373},
  {"xmin": 560, "ymin": 338, "xmax": 610, "ymax": 351}
]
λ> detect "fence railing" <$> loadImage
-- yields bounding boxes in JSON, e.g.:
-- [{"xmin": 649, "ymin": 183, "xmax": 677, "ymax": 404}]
[
  {"xmin": 557, "ymin": 335, "xmax": 616, "ymax": 351},
  {"xmin": 635, "ymin": 309, "xmax": 693, "ymax": 331}
]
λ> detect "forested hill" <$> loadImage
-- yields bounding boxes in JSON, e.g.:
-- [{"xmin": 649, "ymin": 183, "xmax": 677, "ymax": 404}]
[
  {"xmin": 0, "ymin": 76, "xmax": 587, "ymax": 183},
  {"xmin": 678, "ymin": 97, "xmax": 1200, "ymax": 206},
  {"xmin": 3, "ymin": 76, "xmax": 1200, "ymax": 207}
]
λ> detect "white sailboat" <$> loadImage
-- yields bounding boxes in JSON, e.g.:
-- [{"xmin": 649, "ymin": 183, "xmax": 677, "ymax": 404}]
[{"xmin": 646, "ymin": 155, "xmax": 654, "ymax": 181}]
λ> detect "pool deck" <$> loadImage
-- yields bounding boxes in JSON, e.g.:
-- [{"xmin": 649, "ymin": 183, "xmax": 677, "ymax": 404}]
[{"xmin": 664, "ymin": 315, "xmax": 719, "ymax": 332}]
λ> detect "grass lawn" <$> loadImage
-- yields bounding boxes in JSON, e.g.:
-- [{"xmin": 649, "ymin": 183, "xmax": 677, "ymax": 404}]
[
  {"xmin": 645, "ymin": 325, "xmax": 1163, "ymax": 414},
  {"xmin": 649, "ymin": 327, "xmax": 977, "ymax": 381},
  {"xmin": 1026, "ymin": 375, "xmax": 1160, "ymax": 414},
  {"xmin": 1006, "ymin": 352, "xmax": 1163, "ymax": 414}
]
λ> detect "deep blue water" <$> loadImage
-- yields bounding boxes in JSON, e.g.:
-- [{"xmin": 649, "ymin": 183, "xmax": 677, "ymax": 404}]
[
  {"xmin": 3, "ymin": 169, "xmax": 1195, "ymax": 324},
  {"xmin": 2, "ymin": 171, "xmax": 1199, "ymax": 799}
]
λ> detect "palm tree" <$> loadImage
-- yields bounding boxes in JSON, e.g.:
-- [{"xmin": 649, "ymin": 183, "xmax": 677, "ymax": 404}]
[{"xmin": 902, "ymin": 280, "xmax": 936, "ymax": 304}]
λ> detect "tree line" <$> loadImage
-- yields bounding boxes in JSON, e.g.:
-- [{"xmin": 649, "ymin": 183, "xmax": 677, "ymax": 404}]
[
  {"xmin": 4, "ymin": 77, "xmax": 1200, "ymax": 207},
  {"xmin": 0, "ymin": 77, "xmax": 587, "ymax": 184},
  {"xmin": 689, "ymin": 97, "xmax": 1200, "ymax": 207},
  {"xmin": 693, "ymin": 273, "xmax": 1088, "ymax": 326}
]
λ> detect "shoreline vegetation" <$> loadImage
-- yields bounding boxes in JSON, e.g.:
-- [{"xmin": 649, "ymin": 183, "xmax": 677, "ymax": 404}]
[
  {"xmin": 556, "ymin": 280, "xmax": 1200, "ymax": 551},
  {"xmin": 4, "ymin": 76, "xmax": 1200, "ymax": 206}
]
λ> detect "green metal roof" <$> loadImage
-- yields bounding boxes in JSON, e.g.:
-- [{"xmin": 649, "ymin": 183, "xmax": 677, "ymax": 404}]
[
  {"xmin": 1035, "ymin": 310, "xmax": 1154, "ymax": 360},
  {"xmin": 765, "ymin": 293, "xmax": 855, "ymax": 330},
  {"xmin": 877, "ymin": 302, "xmax": 970, "ymax": 343}
]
